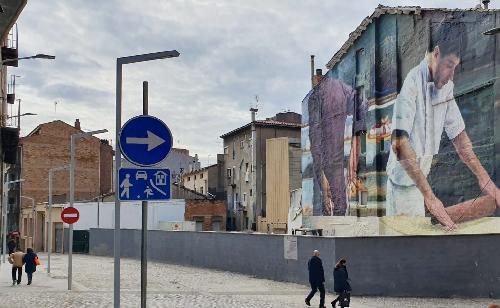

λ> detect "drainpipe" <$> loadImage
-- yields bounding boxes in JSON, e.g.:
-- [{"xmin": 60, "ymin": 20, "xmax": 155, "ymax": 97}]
[{"xmin": 250, "ymin": 107, "xmax": 258, "ymax": 230}]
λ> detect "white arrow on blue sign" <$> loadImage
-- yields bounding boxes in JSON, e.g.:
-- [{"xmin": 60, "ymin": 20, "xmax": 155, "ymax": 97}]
[{"xmin": 119, "ymin": 115, "xmax": 173, "ymax": 166}]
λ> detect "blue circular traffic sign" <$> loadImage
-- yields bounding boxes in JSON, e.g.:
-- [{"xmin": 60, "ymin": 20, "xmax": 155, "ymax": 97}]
[{"xmin": 119, "ymin": 115, "xmax": 173, "ymax": 166}]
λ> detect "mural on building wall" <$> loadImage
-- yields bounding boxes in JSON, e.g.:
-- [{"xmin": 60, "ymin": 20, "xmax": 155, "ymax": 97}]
[{"xmin": 302, "ymin": 12, "xmax": 500, "ymax": 235}]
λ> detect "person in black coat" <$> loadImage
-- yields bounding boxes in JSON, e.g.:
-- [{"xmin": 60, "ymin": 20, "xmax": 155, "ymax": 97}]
[
  {"xmin": 305, "ymin": 250, "xmax": 326, "ymax": 308},
  {"xmin": 22, "ymin": 248, "xmax": 37, "ymax": 285},
  {"xmin": 331, "ymin": 259, "xmax": 351, "ymax": 308}
]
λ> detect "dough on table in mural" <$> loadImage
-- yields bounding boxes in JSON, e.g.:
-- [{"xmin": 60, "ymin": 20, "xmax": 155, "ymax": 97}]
[{"xmin": 380, "ymin": 216, "xmax": 500, "ymax": 236}]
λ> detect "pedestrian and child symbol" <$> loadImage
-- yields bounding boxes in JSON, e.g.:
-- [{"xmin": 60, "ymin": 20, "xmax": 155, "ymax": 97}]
[
  {"xmin": 144, "ymin": 186, "xmax": 154, "ymax": 198},
  {"xmin": 118, "ymin": 168, "xmax": 171, "ymax": 201},
  {"xmin": 120, "ymin": 174, "xmax": 133, "ymax": 199}
]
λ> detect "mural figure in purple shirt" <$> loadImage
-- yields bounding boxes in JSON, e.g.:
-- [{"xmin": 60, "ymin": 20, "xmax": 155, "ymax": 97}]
[{"xmin": 307, "ymin": 76, "xmax": 368, "ymax": 216}]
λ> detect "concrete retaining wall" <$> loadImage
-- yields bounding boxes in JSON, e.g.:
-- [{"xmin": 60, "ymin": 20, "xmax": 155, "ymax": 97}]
[{"xmin": 89, "ymin": 228, "xmax": 500, "ymax": 298}]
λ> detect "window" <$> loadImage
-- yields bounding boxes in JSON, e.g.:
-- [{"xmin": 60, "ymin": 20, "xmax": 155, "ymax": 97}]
[
  {"xmin": 224, "ymin": 146, "xmax": 228, "ymax": 155},
  {"xmin": 355, "ymin": 86, "xmax": 365, "ymax": 121},
  {"xmin": 361, "ymin": 134, "xmax": 367, "ymax": 155},
  {"xmin": 200, "ymin": 173, "xmax": 203, "ymax": 179},
  {"xmin": 23, "ymin": 218, "xmax": 28, "ymax": 236},
  {"xmin": 187, "ymin": 176, "xmax": 190, "ymax": 181},
  {"xmin": 194, "ymin": 175, "xmax": 197, "ymax": 180},
  {"xmin": 28, "ymin": 218, "xmax": 32, "ymax": 237},
  {"xmin": 250, "ymin": 189, "xmax": 253, "ymax": 196},
  {"xmin": 245, "ymin": 163, "xmax": 249, "ymax": 172},
  {"xmin": 200, "ymin": 186, "xmax": 204, "ymax": 194},
  {"xmin": 227, "ymin": 168, "xmax": 232, "ymax": 178},
  {"xmin": 355, "ymin": 48, "xmax": 364, "ymax": 75},
  {"xmin": 243, "ymin": 193, "xmax": 246, "ymax": 201},
  {"xmin": 240, "ymin": 140, "xmax": 244, "ymax": 149},
  {"xmin": 232, "ymin": 141, "xmax": 236, "ymax": 159}
]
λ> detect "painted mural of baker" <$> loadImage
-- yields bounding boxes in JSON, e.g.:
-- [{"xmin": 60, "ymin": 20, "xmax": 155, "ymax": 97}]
[
  {"xmin": 387, "ymin": 21, "xmax": 500, "ymax": 229},
  {"xmin": 308, "ymin": 76, "xmax": 367, "ymax": 216}
]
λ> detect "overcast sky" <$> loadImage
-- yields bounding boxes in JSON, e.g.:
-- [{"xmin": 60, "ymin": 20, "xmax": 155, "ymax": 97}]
[{"xmin": 10, "ymin": 0, "xmax": 486, "ymax": 165}]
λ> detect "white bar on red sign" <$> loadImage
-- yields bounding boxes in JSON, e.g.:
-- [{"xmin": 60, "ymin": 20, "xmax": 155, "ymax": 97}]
[{"xmin": 64, "ymin": 214, "xmax": 78, "ymax": 218}]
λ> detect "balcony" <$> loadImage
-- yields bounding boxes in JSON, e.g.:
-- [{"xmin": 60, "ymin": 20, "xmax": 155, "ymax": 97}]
[{"xmin": 1, "ymin": 23, "xmax": 18, "ymax": 67}]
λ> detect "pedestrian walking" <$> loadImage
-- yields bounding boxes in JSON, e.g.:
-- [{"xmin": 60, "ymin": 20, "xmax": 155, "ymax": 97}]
[
  {"xmin": 22, "ymin": 248, "xmax": 38, "ymax": 285},
  {"xmin": 305, "ymin": 250, "xmax": 326, "ymax": 308},
  {"xmin": 331, "ymin": 259, "xmax": 351, "ymax": 308},
  {"xmin": 7, "ymin": 238, "xmax": 16, "ymax": 255},
  {"xmin": 8, "ymin": 248, "xmax": 25, "ymax": 285}
]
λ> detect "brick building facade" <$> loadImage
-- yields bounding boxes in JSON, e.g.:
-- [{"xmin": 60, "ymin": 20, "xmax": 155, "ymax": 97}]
[
  {"xmin": 184, "ymin": 199, "xmax": 226, "ymax": 231},
  {"xmin": 20, "ymin": 119, "xmax": 113, "ymax": 207}
]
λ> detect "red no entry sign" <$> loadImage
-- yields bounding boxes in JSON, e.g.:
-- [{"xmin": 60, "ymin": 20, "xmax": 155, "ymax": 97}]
[{"xmin": 61, "ymin": 207, "xmax": 80, "ymax": 224}]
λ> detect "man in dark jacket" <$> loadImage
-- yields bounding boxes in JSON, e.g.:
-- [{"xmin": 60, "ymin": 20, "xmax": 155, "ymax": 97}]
[
  {"xmin": 305, "ymin": 250, "xmax": 326, "ymax": 308},
  {"xmin": 332, "ymin": 259, "xmax": 351, "ymax": 308}
]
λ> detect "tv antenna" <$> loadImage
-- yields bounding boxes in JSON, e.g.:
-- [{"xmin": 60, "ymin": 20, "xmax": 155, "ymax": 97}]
[{"xmin": 253, "ymin": 95, "xmax": 260, "ymax": 110}]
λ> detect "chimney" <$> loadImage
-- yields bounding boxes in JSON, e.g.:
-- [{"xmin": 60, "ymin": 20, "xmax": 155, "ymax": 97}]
[
  {"xmin": 310, "ymin": 55, "xmax": 315, "ymax": 89},
  {"xmin": 74, "ymin": 119, "xmax": 81, "ymax": 130},
  {"xmin": 483, "ymin": 0, "xmax": 490, "ymax": 9},
  {"xmin": 250, "ymin": 107, "xmax": 258, "ymax": 122},
  {"xmin": 312, "ymin": 69, "xmax": 323, "ymax": 87}
]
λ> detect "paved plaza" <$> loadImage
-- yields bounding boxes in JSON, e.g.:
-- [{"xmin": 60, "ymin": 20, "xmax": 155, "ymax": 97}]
[{"xmin": 0, "ymin": 253, "xmax": 497, "ymax": 307}]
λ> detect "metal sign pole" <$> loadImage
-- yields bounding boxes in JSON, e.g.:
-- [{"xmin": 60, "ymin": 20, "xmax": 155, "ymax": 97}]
[
  {"xmin": 31, "ymin": 199, "xmax": 35, "ymax": 249},
  {"xmin": 48, "ymin": 170, "xmax": 53, "ymax": 273},
  {"xmin": 114, "ymin": 59, "xmax": 123, "ymax": 308},
  {"xmin": 68, "ymin": 134, "xmax": 75, "ymax": 290},
  {"xmin": 48, "ymin": 165, "xmax": 68, "ymax": 274},
  {"xmin": 1, "ymin": 181, "xmax": 6, "ymax": 264},
  {"xmin": 141, "ymin": 81, "xmax": 149, "ymax": 308}
]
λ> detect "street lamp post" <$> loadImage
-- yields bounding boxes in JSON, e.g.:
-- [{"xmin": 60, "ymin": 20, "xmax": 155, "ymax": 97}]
[
  {"xmin": 114, "ymin": 50, "xmax": 179, "ymax": 308},
  {"xmin": 1, "ymin": 178, "xmax": 23, "ymax": 263},
  {"xmin": 48, "ymin": 165, "xmax": 69, "ymax": 274},
  {"xmin": 68, "ymin": 129, "xmax": 107, "ymax": 290},
  {"xmin": 20, "ymin": 196, "xmax": 34, "ymax": 249},
  {"xmin": 7, "ymin": 112, "xmax": 37, "ymax": 121}
]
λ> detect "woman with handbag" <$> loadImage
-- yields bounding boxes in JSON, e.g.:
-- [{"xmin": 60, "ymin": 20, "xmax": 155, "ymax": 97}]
[
  {"xmin": 331, "ymin": 259, "xmax": 351, "ymax": 308},
  {"xmin": 22, "ymin": 248, "xmax": 39, "ymax": 285}
]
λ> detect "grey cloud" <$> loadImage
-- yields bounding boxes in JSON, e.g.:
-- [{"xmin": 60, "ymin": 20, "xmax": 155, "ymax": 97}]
[{"xmin": 11, "ymin": 0, "xmax": 483, "ymax": 164}]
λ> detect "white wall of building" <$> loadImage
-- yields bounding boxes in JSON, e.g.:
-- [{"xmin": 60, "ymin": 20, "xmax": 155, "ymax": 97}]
[{"xmin": 69, "ymin": 200, "xmax": 185, "ymax": 230}]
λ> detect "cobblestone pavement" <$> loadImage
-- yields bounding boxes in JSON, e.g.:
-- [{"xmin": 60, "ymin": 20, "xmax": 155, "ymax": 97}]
[{"xmin": 0, "ymin": 254, "xmax": 498, "ymax": 307}]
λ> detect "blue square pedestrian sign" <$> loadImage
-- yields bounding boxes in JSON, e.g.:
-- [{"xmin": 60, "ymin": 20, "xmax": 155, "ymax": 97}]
[{"xmin": 119, "ymin": 168, "xmax": 171, "ymax": 201}]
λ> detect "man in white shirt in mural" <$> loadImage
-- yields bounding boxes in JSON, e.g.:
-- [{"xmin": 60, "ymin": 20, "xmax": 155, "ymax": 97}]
[{"xmin": 386, "ymin": 22, "xmax": 500, "ymax": 229}]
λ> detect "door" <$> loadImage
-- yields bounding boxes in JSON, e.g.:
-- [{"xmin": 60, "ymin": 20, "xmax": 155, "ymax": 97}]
[
  {"xmin": 212, "ymin": 220, "xmax": 221, "ymax": 231},
  {"xmin": 73, "ymin": 230, "xmax": 89, "ymax": 253},
  {"xmin": 55, "ymin": 224, "xmax": 63, "ymax": 253}
]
